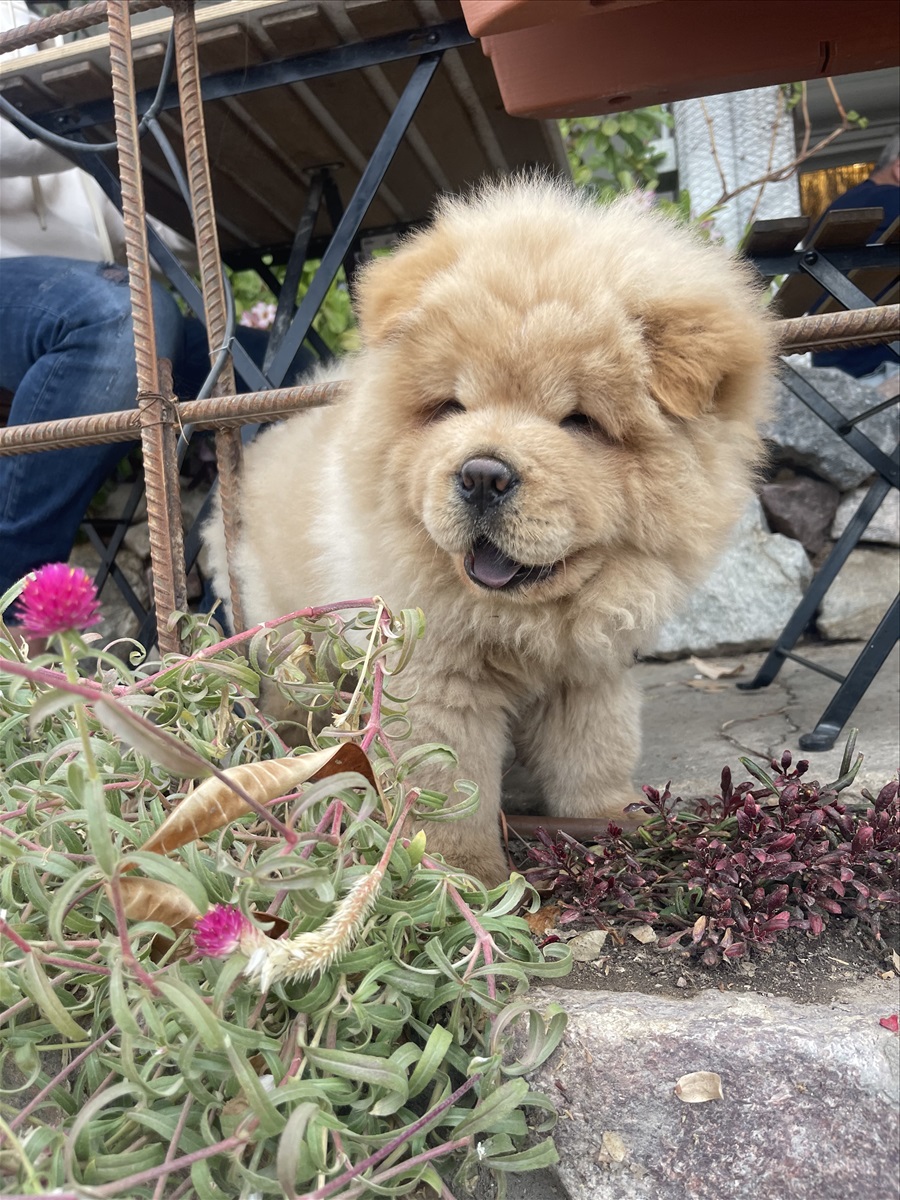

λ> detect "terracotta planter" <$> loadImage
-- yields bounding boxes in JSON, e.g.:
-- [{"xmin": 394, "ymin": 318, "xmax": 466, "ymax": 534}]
[{"xmin": 460, "ymin": 0, "xmax": 900, "ymax": 118}]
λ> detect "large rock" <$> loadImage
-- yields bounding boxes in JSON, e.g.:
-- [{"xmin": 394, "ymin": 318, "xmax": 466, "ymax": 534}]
[
  {"xmin": 759, "ymin": 474, "xmax": 840, "ymax": 555},
  {"xmin": 520, "ymin": 985, "xmax": 900, "ymax": 1200},
  {"xmin": 651, "ymin": 499, "xmax": 812, "ymax": 658},
  {"xmin": 831, "ymin": 487, "xmax": 900, "ymax": 548},
  {"xmin": 817, "ymin": 548, "xmax": 899, "ymax": 641},
  {"xmin": 763, "ymin": 366, "xmax": 900, "ymax": 490}
]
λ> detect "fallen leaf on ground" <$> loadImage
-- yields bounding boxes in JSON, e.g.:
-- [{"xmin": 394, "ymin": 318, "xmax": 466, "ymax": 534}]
[
  {"xmin": 568, "ymin": 929, "xmax": 608, "ymax": 961},
  {"xmin": 675, "ymin": 1071, "xmax": 724, "ymax": 1103},
  {"xmin": 524, "ymin": 904, "xmax": 561, "ymax": 936},
  {"xmin": 688, "ymin": 656, "xmax": 745, "ymax": 680},
  {"xmin": 598, "ymin": 1131, "xmax": 628, "ymax": 1163},
  {"xmin": 879, "ymin": 1014, "xmax": 899, "ymax": 1033},
  {"xmin": 629, "ymin": 923, "xmax": 657, "ymax": 944},
  {"xmin": 891, "ymin": 950, "xmax": 900, "ymax": 974},
  {"xmin": 684, "ymin": 679, "xmax": 728, "ymax": 693}
]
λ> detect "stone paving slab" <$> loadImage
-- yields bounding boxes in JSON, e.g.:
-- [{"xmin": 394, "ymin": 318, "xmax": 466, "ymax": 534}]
[
  {"xmin": 507, "ymin": 982, "xmax": 900, "ymax": 1200},
  {"xmin": 635, "ymin": 641, "xmax": 899, "ymax": 804}
]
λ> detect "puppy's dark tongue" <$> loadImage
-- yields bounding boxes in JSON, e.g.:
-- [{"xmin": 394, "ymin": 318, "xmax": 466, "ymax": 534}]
[{"xmin": 465, "ymin": 540, "xmax": 522, "ymax": 589}]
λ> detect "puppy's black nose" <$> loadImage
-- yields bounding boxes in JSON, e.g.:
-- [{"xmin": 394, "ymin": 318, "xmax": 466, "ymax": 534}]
[{"xmin": 457, "ymin": 457, "xmax": 518, "ymax": 512}]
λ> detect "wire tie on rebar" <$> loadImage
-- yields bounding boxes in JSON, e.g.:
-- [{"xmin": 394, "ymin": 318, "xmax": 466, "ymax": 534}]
[{"xmin": 137, "ymin": 391, "xmax": 172, "ymax": 423}]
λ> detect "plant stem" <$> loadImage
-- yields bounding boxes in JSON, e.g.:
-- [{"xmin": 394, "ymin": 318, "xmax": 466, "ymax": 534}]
[
  {"xmin": 85, "ymin": 1135, "xmax": 248, "ymax": 1197},
  {"xmin": 60, "ymin": 636, "xmax": 98, "ymax": 778}
]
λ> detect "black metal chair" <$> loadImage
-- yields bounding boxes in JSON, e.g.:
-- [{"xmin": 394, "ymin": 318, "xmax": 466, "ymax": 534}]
[{"xmin": 740, "ymin": 211, "xmax": 899, "ymax": 750}]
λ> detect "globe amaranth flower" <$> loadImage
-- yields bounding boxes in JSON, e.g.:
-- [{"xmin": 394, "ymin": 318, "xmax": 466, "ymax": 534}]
[
  {"xmin": 194, "ymin": 904, "xmax": 266, "ymax": 959},
  {"xmin": 16, "ymin": 563, "xmax": 102, "ymax": 637}
]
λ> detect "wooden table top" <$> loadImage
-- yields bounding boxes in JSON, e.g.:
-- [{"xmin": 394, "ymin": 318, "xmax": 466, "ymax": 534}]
[{"xmin": 0, "ymin": 0, "xmax": 566, "ymax": 262}]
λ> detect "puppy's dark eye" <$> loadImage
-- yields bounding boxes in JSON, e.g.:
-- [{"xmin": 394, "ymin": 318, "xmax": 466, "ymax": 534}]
[
  {"xmin": 561, "ymin": 412, "xmax": 599, "ymax": 435},
  {"xmin": 425, "ymin": 399, "xmax": 465, "ymax": 422}
]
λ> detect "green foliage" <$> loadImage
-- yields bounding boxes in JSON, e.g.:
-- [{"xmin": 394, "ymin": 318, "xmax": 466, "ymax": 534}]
[
  {"xmin": 0, "ymin": 601, "xmax": 568, "ymax": 1198},
  {"xmin": 227, "ymin": 260, "xmax": 358, "ymax": 354},
  {"xmin": 560, "ymin": 107, "xmax": 671, "ymax": 200},
  {"xmin": 560, "ymin": 108, "xmax": 722, "ymax": 239}
]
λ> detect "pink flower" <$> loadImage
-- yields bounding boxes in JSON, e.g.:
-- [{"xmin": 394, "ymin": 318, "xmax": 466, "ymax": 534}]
[
  {"xmin": 239, "ymin": 301, "xmax": 276, "ymax": 330},
  {"xmin": 16, "ymin": 563, "xmax": 102, "ymax": 637},
  {"xmin": 194, "ymin": 904, "xmax": 258, "ymax": 958}
]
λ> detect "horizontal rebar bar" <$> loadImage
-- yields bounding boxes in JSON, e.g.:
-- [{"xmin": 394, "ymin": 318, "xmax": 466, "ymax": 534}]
[
  {"xmin": 779, "ymin": 303, "xmax": 899, "ymax": 353},
  {"xmin": 0, "ymin": 0, "xmax": 163, "ymax": 56},
  {"xmin": 3, "ymin": 306, "xmax": 896, "ymax": 459},
  {"xmin": 0, "ymin": 380, "xmax": 346, "ymax": 457}
]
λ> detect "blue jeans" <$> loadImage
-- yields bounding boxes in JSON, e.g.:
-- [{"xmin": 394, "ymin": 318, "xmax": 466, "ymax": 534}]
[
  {"xmin": 0, "ymin": 257, "xmax": 185, "ymax": 595},
  {"xmin": 0, "ymin": 256, "xmax": 278, "ymax": 597}
]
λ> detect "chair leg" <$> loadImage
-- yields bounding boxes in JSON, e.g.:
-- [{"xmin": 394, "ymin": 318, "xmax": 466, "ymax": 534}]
[
  {"xmin": 738, "ymin": 474, "xmax": 893, "ymax": 690},
  {"xmin": 798, "ymin": 595, "xmax": 900, "ymax": 751}
]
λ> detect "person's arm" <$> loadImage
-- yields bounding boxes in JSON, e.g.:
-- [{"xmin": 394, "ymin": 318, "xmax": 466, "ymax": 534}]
[{"xmin": 0, "ymin": 117, "xmax": 80, "ymax": 178}]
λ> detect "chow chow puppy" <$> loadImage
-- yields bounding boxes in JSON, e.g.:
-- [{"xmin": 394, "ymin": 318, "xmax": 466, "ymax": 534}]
[{"xmin": 206, "ymin": 178, "xmax": 775, "ymax": 885}]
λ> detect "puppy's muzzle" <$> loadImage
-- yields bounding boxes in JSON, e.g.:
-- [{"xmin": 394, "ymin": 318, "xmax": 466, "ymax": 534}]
[{"xmin": 456, "ymin": 457, "xmax": 519, "ymax": 514}]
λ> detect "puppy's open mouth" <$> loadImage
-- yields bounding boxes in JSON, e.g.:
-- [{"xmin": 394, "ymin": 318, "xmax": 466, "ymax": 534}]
[{"xmin": 463, "ymin": 538, "xmax": 561, "ymax": 591}]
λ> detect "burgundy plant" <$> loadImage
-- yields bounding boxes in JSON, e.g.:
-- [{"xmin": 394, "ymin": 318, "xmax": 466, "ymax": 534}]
[{"xmin": 521, "ymin": 741, "xmax": 899, "ymax": 964}]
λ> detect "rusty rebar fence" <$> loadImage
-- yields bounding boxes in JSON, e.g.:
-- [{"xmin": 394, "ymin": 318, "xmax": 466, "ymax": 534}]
[{"xmin": 1, "ymin": 0, "xmax": 898, "ymax": 659}]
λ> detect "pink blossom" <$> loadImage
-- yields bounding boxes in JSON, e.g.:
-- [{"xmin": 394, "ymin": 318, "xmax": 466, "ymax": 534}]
[
  {"xmin": 16, "ymin": 563, "xmax": 102, "ymax": 637},
  {"xmin": 194, "ymin": 904, "xmax": 256, "ymax": 958},
  {"xmin": 239, "ymin": 301, "xmax": 277, "ymax": 330}
]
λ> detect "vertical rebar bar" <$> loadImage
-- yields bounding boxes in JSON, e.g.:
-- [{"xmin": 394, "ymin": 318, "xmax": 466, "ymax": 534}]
[
  {"xmin": 107, "ymin": 0, "xmax": 186, "ymax": 654},
  {"xmin": 171, "ymin": 0, "xmax": 246, "ymax": 634}
]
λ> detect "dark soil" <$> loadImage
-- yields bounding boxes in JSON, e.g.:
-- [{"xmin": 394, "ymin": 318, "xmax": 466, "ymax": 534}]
[{"xmin": 550, "ymin": 920, "xmax": 900, "ymax": 1005}]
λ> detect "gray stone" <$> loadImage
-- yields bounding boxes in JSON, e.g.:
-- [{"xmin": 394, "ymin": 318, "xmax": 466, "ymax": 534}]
[
  {"xmin": 817, "ymin": 548, "xmax": 899, "ymax": 641},
  {"xmin": 759, "ymin": 475, "xmax": 840, "ymax": 555},
  {"xmin": 519, "ymin": 984, "xmax": 900, "ymax": 1200},
  {"xmin": 180, "ymin": 482, "xmax": 212, "ymax": 531},
  {"xmin": 651, "ymin": 499, "xmax": 813, "ymax": 658},
  {"xmin": 831, "ymin": 487, "xmax": 900, "ymax": 547},
  {"xmin": 123, "ymin": 520, "xmax": 151, "ymax": 560},
  {"xmin": 763, "ymin": 366, "xmax": 899, "ymax": 490},
  {"xmin": 88, "ymin": 480, "xmax": 147, "ymax": 524},
  {"xmin": 69, "ymin": 543, "xmax": 150, "ymax": 647}
]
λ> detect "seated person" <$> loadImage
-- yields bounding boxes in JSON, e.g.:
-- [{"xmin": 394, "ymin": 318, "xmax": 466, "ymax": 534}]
[
  {"xmin": 0, "ymin": 0, "xmax": 306, "ymax": 609},
  {"xmin": 811, "ymin": 131, "xmax": 900, "ymax": 382}
]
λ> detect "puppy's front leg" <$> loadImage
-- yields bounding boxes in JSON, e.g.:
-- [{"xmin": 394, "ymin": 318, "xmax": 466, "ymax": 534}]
[
  {"xmin": 519, "ymin": 673, "xmax": 645, "ymax": 826},
  {"xmin": 403, "ymin": 669, "xmax": 511, "ymax": 887}
]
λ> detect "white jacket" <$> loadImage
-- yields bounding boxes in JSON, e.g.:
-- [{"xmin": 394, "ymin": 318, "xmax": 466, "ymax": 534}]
[{"xmin": 0, "ymin": 0, "xmax": 191, "ymax": 267}]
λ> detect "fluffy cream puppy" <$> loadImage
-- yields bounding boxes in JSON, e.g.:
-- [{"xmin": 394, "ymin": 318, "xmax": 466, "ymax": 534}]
[{"xmin": 206, "ymin": 178, "xmax": 775, "ymax": 885}]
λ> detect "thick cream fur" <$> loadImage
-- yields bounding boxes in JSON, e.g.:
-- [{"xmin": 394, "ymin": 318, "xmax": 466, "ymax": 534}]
[{"xmin": 205, "ymin": 179, "xmax": 776, "ymax": 885}]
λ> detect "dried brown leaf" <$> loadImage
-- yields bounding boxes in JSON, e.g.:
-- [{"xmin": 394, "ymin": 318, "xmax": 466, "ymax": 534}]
[
  {"xmin": 568, "ymin": 929, "xmax": 609, "ymax": 962},
  {"xmin": 675, "ymin": 1071, "xmax": 724, "ymax": 1103},
  {"xmin": 523, "ymin": 904, "xmax": 561, "ymax": 936},
  {"xmin": 141, "ymin": 743, "xmax": 377, "ymax": 857},
  {"xmin": 683, "ymin": 679, "xmax": 728, "ymax": 693},
  {"xmin": 598, "ymin": 1131, "xmax": 628, "ymax": 1163},
  {"xmin": 688, "ymin": 656, "xmax": 745, "ymax": 680},
  {"xmin": 118, "ymin": 876, "xmax": 201, "ymax": 933},
  {"xmin": 629, "ymin": 923, "xmax": 658, "ymax": 944}
]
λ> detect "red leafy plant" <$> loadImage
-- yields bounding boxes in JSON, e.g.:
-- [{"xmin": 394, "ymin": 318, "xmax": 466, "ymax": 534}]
[{"xmin": 522, "ymin": 737, "xmax": 899, "ymax": 965}]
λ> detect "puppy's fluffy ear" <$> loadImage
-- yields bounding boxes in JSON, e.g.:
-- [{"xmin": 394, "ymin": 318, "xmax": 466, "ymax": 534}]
[
  {"xmin": 643, "ymin": 301, "xmax": 770, "ymax": 421},
  {"xmin": 355, "ymin": 227, "xmax": 458, "ymax": 345}
]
